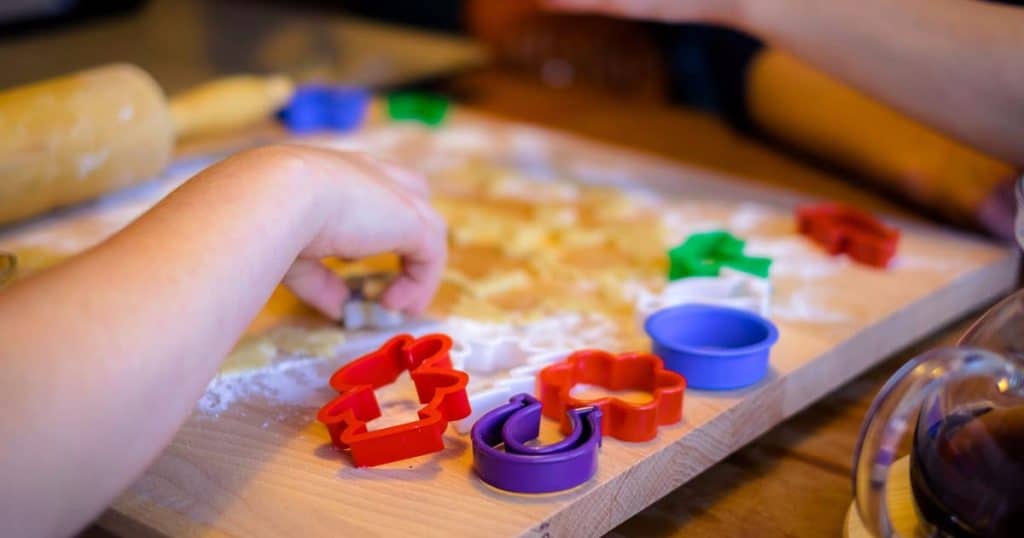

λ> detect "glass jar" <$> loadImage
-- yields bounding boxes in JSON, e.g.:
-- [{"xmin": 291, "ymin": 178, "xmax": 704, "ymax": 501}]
[{"xmin": 851, "ymin": 177, "xmax": 1024, "ymax": 537}]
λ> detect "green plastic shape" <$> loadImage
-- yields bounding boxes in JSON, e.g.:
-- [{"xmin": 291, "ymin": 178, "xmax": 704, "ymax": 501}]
[
  {"xmin": 667, "ymin": 230, "xmax": 772, "ymax": 280},
  {"xmin": 387, "ymin": 92, "xmax": 449, "ymax": 126}
]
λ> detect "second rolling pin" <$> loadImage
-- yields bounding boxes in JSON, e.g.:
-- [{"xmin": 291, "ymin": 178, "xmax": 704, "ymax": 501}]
[{"xmin": 0, "ymin": 64, "xmax": 293, "ymax": 225}]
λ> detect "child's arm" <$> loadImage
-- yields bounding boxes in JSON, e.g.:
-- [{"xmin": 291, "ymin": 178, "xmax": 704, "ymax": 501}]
[
  {"xmin": 547, "ymin": 0, "xmax": 1024, "ymax": 167},
  {"xmin": 0, "ymin": 145, "xmax": 446, "ymax": 537}
]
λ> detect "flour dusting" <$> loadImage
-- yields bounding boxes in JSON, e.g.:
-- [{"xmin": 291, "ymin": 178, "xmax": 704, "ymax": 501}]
[
  {"xmin": 772, "ymin": 289, "xmax": 850, "ymax": 323},
  {"xmin": 197, "ymin": 356, "xmax": 332, "ymax": 417}
]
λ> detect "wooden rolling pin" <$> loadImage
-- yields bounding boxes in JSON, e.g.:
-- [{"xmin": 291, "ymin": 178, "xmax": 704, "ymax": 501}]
[{"xmin": 0, "ymin": 64, "xmax": 294, "ymax": 225}]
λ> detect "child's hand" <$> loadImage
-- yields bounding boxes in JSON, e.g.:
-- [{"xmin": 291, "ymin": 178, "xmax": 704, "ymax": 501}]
[
  {"xmin": 238, "ymin": 146, "xmax": 447, "ymax": 319},
  {"xmin": 0, "ymin": 144, "xmax": 447, "ymax": 535}
]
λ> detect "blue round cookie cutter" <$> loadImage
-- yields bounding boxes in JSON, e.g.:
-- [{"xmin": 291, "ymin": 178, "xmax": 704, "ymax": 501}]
[
  {"xmin": 644, "ymin": 304, "xmax": 779, "ymax": 390},
  {"xmin": 278, "ymin": 85, "xmax": 370, "ymax": 133}
]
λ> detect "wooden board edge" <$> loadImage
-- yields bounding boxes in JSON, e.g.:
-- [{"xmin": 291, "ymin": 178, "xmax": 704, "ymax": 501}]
[
  {"xmin": 532, "ymin": 252, "xmax": 1019, "ymax": 536},
  {"xmin": 98, "ymin": 238, "xmax": 1019, "ymax": 538},
  {"xmin": 89, "ymin": 110, "xmax": 1019, "ymax": 537}
]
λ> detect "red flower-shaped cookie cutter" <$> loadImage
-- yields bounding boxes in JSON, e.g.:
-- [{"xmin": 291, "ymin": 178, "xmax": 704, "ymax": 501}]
[
  {"xmin": 316, "ymin": 333, "xmax": 471, "ymax": 467},
  {"xmin": 538, "ymin": 350, "xmax": 686, "ymax": 442},
  {"xmin": 796, "ymin": 202, "xmax": 900, "ymax": 268}
]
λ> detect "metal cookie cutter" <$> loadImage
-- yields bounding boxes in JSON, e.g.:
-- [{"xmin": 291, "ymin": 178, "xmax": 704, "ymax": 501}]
[
  {"xmin": 453, "ymin": 349, "xmax": 571, "ymax": 434},
  {"xmin": 538, "ymin": 350, "xmax": 686, "ymax": 442},
  {"xmin": 668, "ymin": 230, "xmax": 772, "ymax": 280},
  {"xmin": 634, "ymin": 269, "xmax": 771, "ymax": 328},
  {"xmin": 796, "ymin": 202, "xmax": 900, "ymax": 268},
  {"xmin": 316, "ymin": 333, "xmax": 471, "ymax": 467},
  {"xmin": 472, "ymin": 393, "xmax": 602, "ymax": 493},
  {"xmin": 342, "ymin": 273, "xmax": 405, "ymax": 331}
]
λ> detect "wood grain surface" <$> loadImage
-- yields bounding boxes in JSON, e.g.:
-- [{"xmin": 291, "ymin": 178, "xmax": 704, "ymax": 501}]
[{"xmin": 80, "ymin": 112, "xmax": 1018, "ymax": 537}]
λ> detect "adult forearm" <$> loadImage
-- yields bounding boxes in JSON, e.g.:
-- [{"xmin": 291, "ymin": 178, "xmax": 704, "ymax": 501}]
[
  {"xmin": 735, "ymin": 0, "xmax": 1024, "ymax": 166},
  {"xmin": 0, "ymin": 147, "xmax": 328, "ymax": 537}
]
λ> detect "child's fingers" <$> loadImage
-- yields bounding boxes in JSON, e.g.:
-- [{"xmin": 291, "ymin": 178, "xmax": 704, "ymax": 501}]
[
  {"xmin": 380, "ymin": 203, "xmax": 448, "ymax": 314},
  {"xmin": 282, "ymin": 145, "xmax": 445, "ymax": 314},
  {"xmin": 282, "ymin": 258, "xmax": 350, "ymax": 320}
]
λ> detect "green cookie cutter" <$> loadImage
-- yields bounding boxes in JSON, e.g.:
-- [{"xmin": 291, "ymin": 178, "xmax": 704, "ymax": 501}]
[
  {"xmin": 387, "ymin": 92, "xmax": 449, "ymax": 126},
  {"xmin": 668, "ymin": 230, "xmax": 772, "ymax": 280}
]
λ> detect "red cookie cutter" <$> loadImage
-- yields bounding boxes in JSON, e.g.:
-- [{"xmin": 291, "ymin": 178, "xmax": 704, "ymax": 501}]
[
  {"xmin": 316, "ymin": 333, "xmax": 471, "ymax": 467},
  {"xmin": 796, "ymin": 202, "xmax": 900, "ymax": 268},
  {"xmin": 538, "ymin": 350, "xmax": 686, "ymax": 442}
]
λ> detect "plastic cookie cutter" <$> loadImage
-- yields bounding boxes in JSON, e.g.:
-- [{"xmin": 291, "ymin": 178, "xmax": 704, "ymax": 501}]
[
  {"xmin": 278, "ymin": 85, "xmax": 370, "ymax": 133},
  {"xmin": 341, "ymin": 273, "xmax": 405, "ymax": 330},
  {"xmin": 453, "ymin": 336, "xmax": 525, "ymax": 374},
  {"xmin": 316, "ymin": 333, "xmax": 471, "ymax": 467},
  {"xmin": 453, "ymin": 349, "xmax": 571, "ymax": 434},
  {"xmin": 472, "ymin": 393, "xmax": 602, "ymax": 493},
  {"xmin": 668, "ymin": 230, "xmax": 772, "ymax": 280},
  {"xmin": 796, "ymin": 202, "xmax": 900, "ymax": 268},
  {"xmin": 645, "ymin": 304, "xmax": 779, "ymax": 390},
  {"xmin": 538, "ymin": 350, "xmax": 686, "ymax": 442},
  {"xmin": 387, "ymin": 92, "xmax": 449, "ymax": 126},
  {"xmin": 635, "ymin": 268, "xmax": 772, "ymax": 328}
]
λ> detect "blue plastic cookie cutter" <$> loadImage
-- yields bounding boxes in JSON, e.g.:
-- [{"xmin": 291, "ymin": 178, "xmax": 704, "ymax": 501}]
[
  {"xmin": 278, "ymin": 85, "xmax": 370, "ymax": 133},
  {"xmin": 645, "ymin": 304, "xmax": 779, "ymax": 390},
  {"xmin": 471, "ymin": 393, "xmax": 601, "ymax": 494}
]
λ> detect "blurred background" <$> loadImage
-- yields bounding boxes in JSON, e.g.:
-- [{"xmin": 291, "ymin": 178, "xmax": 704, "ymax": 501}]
[{"xmin": 1, "ymin": 0, "xmax": 1019, "ymax": 237}]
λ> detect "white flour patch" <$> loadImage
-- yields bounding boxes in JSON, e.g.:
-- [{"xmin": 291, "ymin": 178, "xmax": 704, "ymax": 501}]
[
  {"xmin": 746, "ymin": 237, "xmax": 845, "ymax": 280},
  {"xmin": 489, "ymin": 173, "xmax": 580, "ymax": 202},
  {"xmin": 728, "ymin": 202, "xmax": 775, "ymax": 232},
  {"xmin": 197, "ymin": 356, "xmax": 332, "ymax": 417},
  {"xmin": 193, "ymin": 313, "xmax": 621, "ymax": 425},
  {"xmin": 772, "ymin": 289, "xmax": 850, "ymax": 324},
  {"xmin": 567, "ymin": 159, "xmax": 635, "ymax": 188},
  {"xmin": 194, "ymin": 313, "xmax": 620, "ymax": 418},
  {"xmin": 431, "ymin": 124, "xmax": 497, "ymax": 155},
  {"xmin": 659, "ymin": 211, "xmax": 725, "ymax": 247}
]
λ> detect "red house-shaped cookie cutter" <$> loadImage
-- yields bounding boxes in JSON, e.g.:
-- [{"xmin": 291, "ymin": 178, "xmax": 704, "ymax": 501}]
[
  {"xmin": 796, "ymin": 202, "xmax": 900, "ymax": 268},
  {"xmin": 538, "ymin": 350, "xmax": 686, "ymax": 442},
  {"xmin": 317, "ymin": 334, "xmax": 471, "ymax": 467}
]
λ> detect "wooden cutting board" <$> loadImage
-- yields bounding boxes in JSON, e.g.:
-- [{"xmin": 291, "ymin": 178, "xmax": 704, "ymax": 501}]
[{"xmin": 4, "ymin": 112, "xmax": 1015, "ymax": 537}]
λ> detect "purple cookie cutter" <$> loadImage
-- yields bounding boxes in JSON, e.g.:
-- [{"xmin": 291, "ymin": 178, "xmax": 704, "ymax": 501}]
[{"xmin": 471, "ymin": 393, "xmax": 601, "ymax": 494}]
